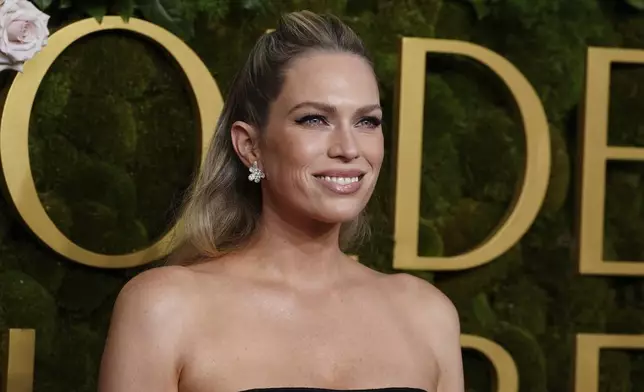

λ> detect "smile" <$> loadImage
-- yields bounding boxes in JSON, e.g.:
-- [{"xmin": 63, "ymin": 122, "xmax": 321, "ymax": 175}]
[
  {"xmin": 312, "ymin": 174, "xmax": 365, "ymax": 195},
  {"xmin": 314, "ymin": 175, "xmax": 361, "ymax": 184}
]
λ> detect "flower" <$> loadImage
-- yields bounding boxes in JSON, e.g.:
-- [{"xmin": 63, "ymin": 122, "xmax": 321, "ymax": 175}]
[
  {"xmin": 0, "ymin": 51, "xmax": 22, "ymax": 71},
  {"xmin": 0, "ymin": 0, "xmax": 49, "ymax": 72}
]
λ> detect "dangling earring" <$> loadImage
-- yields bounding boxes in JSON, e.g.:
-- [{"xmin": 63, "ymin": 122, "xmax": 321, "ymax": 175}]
[{"xmin": 248, "ymin": 161, "xmax": 265, "ymax": 183}]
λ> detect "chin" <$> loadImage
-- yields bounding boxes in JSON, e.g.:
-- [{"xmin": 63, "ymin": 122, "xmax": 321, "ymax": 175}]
[{"xmin": 312, "ymin": 203, "xmax": 366, "ymax": 224}]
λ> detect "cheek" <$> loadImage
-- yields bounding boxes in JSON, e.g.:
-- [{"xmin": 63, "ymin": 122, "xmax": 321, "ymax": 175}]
[
  {"xmin": 364, "ymin": 134, "xmax": 385, "ymax": 170},
  {"xmin": 263, "ymin": 130, "xmax": 322, "ymax": 179}
]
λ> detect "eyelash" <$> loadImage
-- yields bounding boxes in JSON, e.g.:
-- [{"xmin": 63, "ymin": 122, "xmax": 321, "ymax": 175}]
[
  {"xmin": 295, "ymin": 115, "xmax": 382, "ymax": 129},
  {"xmin": 358, "ymin": 116, "xmax": 382, "ymax": 128},
  {"xmin": 295, "ymin": 115, "xmax": 328, "ymax": 127}
]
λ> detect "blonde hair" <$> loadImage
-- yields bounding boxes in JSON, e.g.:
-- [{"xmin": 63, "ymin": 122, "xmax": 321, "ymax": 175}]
[{"xmin": 169, "ymin": 11, "xmax": 373, "ymax": 263}]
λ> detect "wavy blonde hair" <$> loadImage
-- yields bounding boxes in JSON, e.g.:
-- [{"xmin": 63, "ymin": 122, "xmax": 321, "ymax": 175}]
[{"xmin": 168, "ymin": 11, "xmax": 374, "ymax": 264}]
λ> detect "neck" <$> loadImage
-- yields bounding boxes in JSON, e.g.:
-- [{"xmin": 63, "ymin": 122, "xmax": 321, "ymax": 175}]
[{"xmin": 239, "ymin": 203, "xmax": 347, "ymax": 286}]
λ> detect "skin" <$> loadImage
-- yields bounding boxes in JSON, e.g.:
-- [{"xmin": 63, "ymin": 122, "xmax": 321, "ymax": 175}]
[{"xmin": 98, "ymin": 51, "xmax": 464, "ymax": 392}]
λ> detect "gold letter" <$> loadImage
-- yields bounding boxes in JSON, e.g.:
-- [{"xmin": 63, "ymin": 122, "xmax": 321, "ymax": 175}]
[
  {"xmin": 574, "ymin": 333, "xmax": 644, "ymax": 392},
  {"xmin": 460, "ymin": 334, "xmax": 519, "ymax": 392},
  {"xmin": 2, "ymin": 329, "xmax": 35, "ymax": 392},
  {"xmin": 579, "ymin": 47, "xmax": 644, "ymax": 276},
  {"xmin": 0, "ymin": 17, "xmax": 223, "ymax": 268},
  {"xmin": 393, "ymin": 38, "xmax": 550, "ymax": 271}
]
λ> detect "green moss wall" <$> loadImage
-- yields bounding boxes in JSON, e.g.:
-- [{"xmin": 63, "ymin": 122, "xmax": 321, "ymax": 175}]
[{"xmin": 1, "ymin": 0, "xmax": 644, "ymax": 390}]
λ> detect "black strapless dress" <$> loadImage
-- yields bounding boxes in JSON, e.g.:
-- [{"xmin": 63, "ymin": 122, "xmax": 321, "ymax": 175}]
[{"xmin": 242, "ymin": 388, "xmax": 427, "ymax": 392}]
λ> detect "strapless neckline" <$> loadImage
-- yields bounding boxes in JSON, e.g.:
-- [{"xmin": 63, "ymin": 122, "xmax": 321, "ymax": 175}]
[{"xmin": 241, "ymin": 388, "xmax": 428, "ymax": 392}]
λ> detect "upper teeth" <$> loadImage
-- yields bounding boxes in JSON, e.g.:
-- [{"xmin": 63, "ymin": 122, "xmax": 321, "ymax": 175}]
[{"xmin": 317, "ymin": 176, "xmax": 360, "ymax": 184}]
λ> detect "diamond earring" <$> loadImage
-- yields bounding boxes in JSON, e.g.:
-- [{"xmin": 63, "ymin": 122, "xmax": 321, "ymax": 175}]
[{"xmin": 248, "ymin": 161, "xmax": 265, "ymax": 183}]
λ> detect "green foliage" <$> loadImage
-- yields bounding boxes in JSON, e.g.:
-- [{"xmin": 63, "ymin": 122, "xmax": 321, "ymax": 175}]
[
  {"xmin": 4, "ymin": 0, "xmax": 644, "ymax": 390},
  {"xmin": 600, "ymin": 351, "xmax": 631, "ymax": 392},
  {"xmin": 33, "ymin": 0, "xmax": 53, "ymax": 10},
  {"xmin": 29, "ymin": 32, "xmax": 197, "ymax": 254},
  {"xmin": 1, "ymin": 29, "xmax": 197, "ymax": 390},
  {"xmin": 33, "ymin": 0, "xmax": 233, "ymax": 38},
  {"xmin": 626, "ymin": 0, "xmax": 644, "ymax": 10},
  {"xmin": 494, "ymin": 322, "xmax": 547, "ymax": 392},
  {"xmin": 0, "ymin": 271, "xmax": 57, "ymax": 358}
]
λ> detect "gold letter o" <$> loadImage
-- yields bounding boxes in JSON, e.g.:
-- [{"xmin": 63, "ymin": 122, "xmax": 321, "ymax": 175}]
[{"xmin": 0, "ymin": 17, "xmax": 222, "ymax": 268}]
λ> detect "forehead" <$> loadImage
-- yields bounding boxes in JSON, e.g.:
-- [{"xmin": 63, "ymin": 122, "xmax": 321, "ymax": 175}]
[{"xmin": 277, "ymin": 51, "xmax": 380, "ymax": 108}]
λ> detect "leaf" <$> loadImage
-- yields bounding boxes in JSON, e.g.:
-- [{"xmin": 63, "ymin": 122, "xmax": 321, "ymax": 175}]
[
  {"xmin": 136, "ymin": 0, "xmax": 182, "ymax": 21},
  {"xmin": 241, "ymin": 0, "xmax": 264, "ymax": 11},
  {"xmin": 466, "ymin": 0, "xmax": 490, "ymax": 20},
  {"xmin": 135, "ymin": 0, "xmax": 193, "ymax": 39},
  {"xmin": 626, "ymin": 0, "xmax": 644, "ymax": 10},
  {"xmin": 115, "ymin": 0, "xmax": 136, "ymax": 22},
  {"xmin": 59, "ymin": 0, "xmax": 72, "ymax": 9},
  {"xmin": 82, "ymin": 4, "xmax": 108, "ymax": 22},
  {"xmin": 32, "ymin": 0, "xmax": 53, "ymax": 9}
]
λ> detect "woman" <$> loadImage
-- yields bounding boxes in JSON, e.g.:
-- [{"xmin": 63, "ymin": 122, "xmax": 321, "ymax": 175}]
[{"xmin": 98, "ymin": 10, "xmax": 464, "ymax": 392}]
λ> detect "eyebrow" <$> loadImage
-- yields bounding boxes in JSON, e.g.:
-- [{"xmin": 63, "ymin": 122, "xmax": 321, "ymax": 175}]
[{"xmin": 287, "ymin": 101, "xmax": 382, "ymax": 116}]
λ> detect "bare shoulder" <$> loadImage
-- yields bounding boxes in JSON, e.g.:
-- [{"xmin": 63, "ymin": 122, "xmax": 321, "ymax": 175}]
[
  {"xmin": 111, "ymin": 265, "xmax": 200, "ymax": 332},
  {"xmin": 383, "ymin": 273, "xmax": 464, "ymax": 390},
  {"xmin": 99, "ymin": 266, "xmax": 201, "ymax": 390},
  {"xmin": 383, "ymin": 272, "xmax": 460, "ymax": 330},
  {"xmin": 117, "ymin": 265, "xmax": 197, "ymax": 308}
]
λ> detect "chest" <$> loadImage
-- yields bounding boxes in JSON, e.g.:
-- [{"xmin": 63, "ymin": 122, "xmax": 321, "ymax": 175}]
[{"xmin": 178, "ymin": 303, "xmax": 438, "ymax": 392}]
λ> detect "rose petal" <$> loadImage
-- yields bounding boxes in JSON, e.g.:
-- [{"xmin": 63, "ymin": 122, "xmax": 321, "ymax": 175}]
[
  {"xmin": 4, "ymin": 39, "xmax": 40, "ymax": 62},
  {"xmin": 0, "ymin": 0, "xmax": 18, "ymax": 9},
  {"xmin": 0, "ymin": 51, "xmax": 13, "ymax": 64},
  {"xmin": 0, "ymin": 63, "xmax": 23, "ymax": 72},
  {"xmin": 7, "ymin": 20, "xmax": 26, "ymax": 43},
  {"xmin": 6, "ymin": 46, "xmax": 40, "ymax": 62},
  {"xmin": 14, "ymin": 0, "xmax": 38, "ymax": 13},
  {"xmin": 0, "ymin": 29, "xmax": 11, "ymax": 54},
  {"xmin": 0, "ymin": 51, "xmax": 22, "ymax": 72}
]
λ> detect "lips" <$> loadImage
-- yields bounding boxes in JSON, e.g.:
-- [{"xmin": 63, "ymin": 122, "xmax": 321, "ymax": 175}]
[{"xmin": 312, "ymin": 170, "xmax": 366, "ymax": 195}]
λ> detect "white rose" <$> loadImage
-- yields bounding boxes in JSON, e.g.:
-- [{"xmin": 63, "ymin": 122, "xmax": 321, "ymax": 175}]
[
  {"xmin": 0, "ymin": 1, "xmax": 19, "ymax": 12},
  {"xmin": 0, "ymin": 0, "xmax": 49, "ymax": 66},
  {"xmin": 0, "ymin": 51, "xmax": 22, "ymax": 71}
]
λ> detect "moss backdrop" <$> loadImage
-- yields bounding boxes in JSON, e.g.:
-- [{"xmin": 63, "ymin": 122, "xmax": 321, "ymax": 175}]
[{"xmin": 1, "ymin": 0, "xmax": 644, "ymax": 390}]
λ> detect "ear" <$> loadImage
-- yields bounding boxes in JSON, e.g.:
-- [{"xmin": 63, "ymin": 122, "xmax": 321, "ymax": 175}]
[{"xmin": 231, "ymin": 121, "xmax": 261, "ymax": 167}]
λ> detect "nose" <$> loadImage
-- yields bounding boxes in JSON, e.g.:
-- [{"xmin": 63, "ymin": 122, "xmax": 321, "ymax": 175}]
[{"xmin": 328, "ymin": 127, "xmax": 359, "ymax": 162}]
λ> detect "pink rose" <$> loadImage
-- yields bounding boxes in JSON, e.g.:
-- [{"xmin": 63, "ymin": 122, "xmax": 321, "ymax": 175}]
[{"xmin": 0, "ymin": 0, "xmax": 49, "ymax": 71}]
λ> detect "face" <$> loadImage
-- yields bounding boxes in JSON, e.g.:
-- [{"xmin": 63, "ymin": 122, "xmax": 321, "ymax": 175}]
[{"xmin": 253, "ymin": 51, "xmax": 384, "ymax": 225}]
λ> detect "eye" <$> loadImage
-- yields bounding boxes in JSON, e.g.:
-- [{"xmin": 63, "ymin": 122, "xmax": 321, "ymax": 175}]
[
  {"xmin": 357, "ymin": 116, "xmax": 382, "ymax": 129},
  {"xmin": 295, "ymin": 114, "xmax": 329, "ymax": 127}
]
